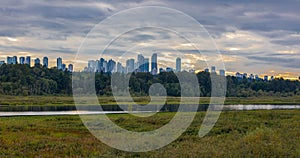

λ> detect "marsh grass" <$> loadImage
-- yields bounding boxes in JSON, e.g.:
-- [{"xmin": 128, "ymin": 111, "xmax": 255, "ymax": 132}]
[
  {"xmin": 1, "ymin": 95, "xmax": 300, "ymax": 106},
  {"xmin": 0, "ymin": 110, "xmax": 299, "ymax": 157}
]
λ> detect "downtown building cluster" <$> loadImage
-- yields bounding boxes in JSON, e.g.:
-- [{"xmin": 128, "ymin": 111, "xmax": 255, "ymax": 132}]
[
  {"xmin": 84, "ymin": 53, "xmax": 183, "ymax": 75},
  {"xmin": 1, "ymin": 56, "xmax": 73, "ymax": 72}
]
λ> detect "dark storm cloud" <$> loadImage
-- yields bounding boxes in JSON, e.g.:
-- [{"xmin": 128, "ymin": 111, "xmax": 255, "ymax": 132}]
[
  {"xmin": 247, "ymin": 56, "xmax": 300, "ymax": 69},
  {"xmin": 0, "ymin": 0, "xmax": 299, "ymax": 75}
]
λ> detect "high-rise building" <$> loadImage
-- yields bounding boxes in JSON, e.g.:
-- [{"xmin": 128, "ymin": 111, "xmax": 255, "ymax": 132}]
[
  {"xmin": 219, "ymin": 69, "xmax": 225, "ymax": 76},
  {"xmin": 137, "ymin": 54, "xmax": 144, "ymax": 72},
  {"xmin": 43, "ymin": 57, "xmax": 48, "ymax": 68},
  {"xmin": 264, "ymin": 75, "xmax": 268, "ymax": 81},
  {"xmin": 68, "ymin": 64, "xmax": 73, "ymax": 72},
  {"xmin": 126, "ymin": 59, "xmax": 135, "ymax": 73},
  {"xmin": 7, "ymin": 56, "xmax": 13, "ymax": 64},
  {"xmin": 57, "ymin": 57, "xmax": 62, "ymax": 70},
  {"xmin": 205, "ymin": 68, "xmax": 209, "ymax": 73},
  {"xmin": 211, "ymin": 66, "xmax": 216, "ymax": 73},
  {"xmin": 151, "ymin": 53, "xmax": 158, "ymax": 75},
  {"xmin": 26, "ymin": 56, "xmax": 31, "ymax": 66},
  {"xmin": 103, "ymin": 61, "xmax": 107, "ymax": 73},
  {"xmin": 62, "ymin": 64, "xmax": 66, "ymax": 70},
  {"xmin": 107, "ymin": 59, "xmax": 116, "ymax": 73},
  {"xmin": 88, "ymin": 60, "xmax": 97, "ymax": 72},
  {"xmin": 176, "ymin": 57, "xmax": 181, "ymax": 72},
  {"xmin": 117, "ymin": 62, "xmax": 124, "ymax": 73},
  {"xmin": 12, "ymin": 56, "xmax": 17, "ymax": 64},
  {"xmin": 34, "ymin": 58, "xmax": 40, "ymax": 66},
  {"xmin": 19, "ymin": 57, "xmax": 25, "ymax": 64},
  {"xmin": 144, "ymin": 58, "xmax": 149, "ymax": 72},
  {"xmin": 99, "ymin": 58, "xmax": 106, "ymax": 72}
]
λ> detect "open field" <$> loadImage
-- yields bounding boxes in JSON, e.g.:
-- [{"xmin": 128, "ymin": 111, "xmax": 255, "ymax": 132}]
[
  {"xmin": 0, "ymin": 110, "xmax": 299, "ymax": 157},
  {"xmin": 1, "ymin": 95, "xmax": 300, "ymax": 106}
]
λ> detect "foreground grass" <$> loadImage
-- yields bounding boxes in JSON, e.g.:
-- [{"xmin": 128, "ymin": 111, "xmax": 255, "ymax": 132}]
[
  {"xmin": 0, "ymin": 110, "xmax": 299, "ymax": 157},
  {"xmin": 1, "ymin": 95, "xmax": 300, "ymax": 106}
]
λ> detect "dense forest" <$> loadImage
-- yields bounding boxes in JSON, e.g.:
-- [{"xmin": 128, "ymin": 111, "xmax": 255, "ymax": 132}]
[{"xmin": 0, "ymin": 64, "xmax": 300, "ymax": 97}]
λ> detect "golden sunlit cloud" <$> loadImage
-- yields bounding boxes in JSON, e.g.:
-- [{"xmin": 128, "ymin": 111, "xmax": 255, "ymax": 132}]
[
  {"xmin": 229, "ymin": 47, "xmax": 240, "ymax": 51},
  {"xmin": 6, "ymin": 37, "xmax": 18, "ymax": 42}
]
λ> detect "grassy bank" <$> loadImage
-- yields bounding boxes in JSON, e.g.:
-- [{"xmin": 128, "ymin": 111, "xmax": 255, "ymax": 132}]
[
  {"xmin": 1, "ymin": 95, "xmax": 300, "ymax": 106},
  {"xmin": 0, "ymin": 110, "xmax": 299, "ymax": 157}
]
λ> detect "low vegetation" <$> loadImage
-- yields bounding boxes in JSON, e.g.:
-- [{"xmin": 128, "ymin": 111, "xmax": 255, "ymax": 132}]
[{"xmin": 0, "ymin": 110, "xmax": 299, "ymax": 157}]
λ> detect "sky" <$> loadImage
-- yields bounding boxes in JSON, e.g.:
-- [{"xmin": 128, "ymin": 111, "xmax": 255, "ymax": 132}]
[{"xmin": 0, "ymin": 0, "xmax": 299, "ymax": 79}]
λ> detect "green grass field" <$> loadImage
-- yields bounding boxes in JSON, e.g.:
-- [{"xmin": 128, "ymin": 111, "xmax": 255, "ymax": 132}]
[
  {"xmin": 0, "ymin": 110, "xmax": 299, "ymax": 157},
  {"xmin": 1, "ymin": 95, "xmax": 300, "ymax": 106}
]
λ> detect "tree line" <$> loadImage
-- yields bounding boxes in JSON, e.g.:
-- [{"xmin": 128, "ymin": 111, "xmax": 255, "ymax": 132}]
[{"xmin": 0, "ymin": 64, "xmax": 300, "ymax": 97}]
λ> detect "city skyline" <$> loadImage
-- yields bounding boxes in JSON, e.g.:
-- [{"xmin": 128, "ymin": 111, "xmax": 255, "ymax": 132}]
[
  {"xmin": 1, "ymin": 54, "xmax": 287, "ymax": 81},
  {"xmin": 0, "ymin": 1, "xmax": 299, "ymax": 79}
]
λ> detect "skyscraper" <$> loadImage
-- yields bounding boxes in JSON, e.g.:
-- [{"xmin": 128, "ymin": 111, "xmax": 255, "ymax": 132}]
[
  {"xmin": 43, "ymin": 57, "xmax": 48, "ymax": 68},
  {"xmin": 26, "ymin": 56, "xmax": 31, "ymax": 66},
  {"xmin": 176, "ymin": 57, "xmax": 181, "ymax": 72},
  {"xmin": 7, "ymin": 56, "xmax": 13, "ymax": 64},
  {"xmin": 34, "ymin": 58, "xmax": 40, "ymax": 66},
  {"xmin": 12, "ymin": 56, "xmax": 17, "ymax": 64},
  {"xmin": 126, "ymin": 59, "xmax": 135, "ymax": 73},
  {"xmin": 19, "ymin": 57, "xmax": 25, "ymax": 64},
  {"xmin": 137, "ymin": 54, "xmax": 144, "ymax": 72},
  {"xmin": 219, "ymin": 69, "xmax": 225, "ymax": 76},
  {"xmin": 151, "ymin": 53, "xmax": 158, "ymax": 75},
  {"xmin": 68, "ymin": 64, "xmax": 73, "ymax": 72},
  {"xmin": 107, "ymin": 59, "xmax": 116, "ymax": 73},
  {"xmin": 57, "ymin": 57, "xmax": 62, "ymax": 70},
  {"xmin": 211, "ymin": 66, "xmax": 216, "ymax": 73},
  {"xmin": 99, "ymin": 58, "xmax": 105, "ymax": 72},
  {"xmin": 144, "ymin": 58, "xmax": 149, "ymax": 72},
  {"xmin": 62, "ymin": 64, "xmax": 66, "ymax": 70}
]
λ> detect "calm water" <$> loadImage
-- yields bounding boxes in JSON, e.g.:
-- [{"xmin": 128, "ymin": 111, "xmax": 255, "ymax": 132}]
[{"xmin": 0, "ymin": 104, "xmax": 299, "ymax": 117}]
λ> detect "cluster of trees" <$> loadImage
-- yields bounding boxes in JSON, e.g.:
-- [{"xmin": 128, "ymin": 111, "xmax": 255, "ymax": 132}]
[
  {"xmin": 0, "ymin": 64, "xmax": 71, "ymax": 95},
  {"xmin": 1, "ymin": 64, "xmax": 300, "ymax": 97}
]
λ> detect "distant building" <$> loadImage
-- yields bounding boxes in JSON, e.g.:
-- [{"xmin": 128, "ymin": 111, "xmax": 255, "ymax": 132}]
[
  {"xmin": 166, "ymin": 67, "xmax": 173, "ymax": 72},
  {"xmin": 271, "ymin": 76, "xmax": 274, "ymax": 81},
  {"xmin": 126, "ymin": 59, "xmax": 135, "ymax": 73},
  {"xmin": 7, "ymin": 56, "xmax": 13, "ymax": 64},
  {"xmin": 99, "ymin": 58, "xmax": 106, "ymax": 72},
  {"xmin": 264, "ymin": 75, "xmax": 268, "ymax": 81},
  {"xmin": 137, "ymin": 54, "xmax": 144, "ymax": 72},
  {"xmin": 117, "ymin": 62, "xmax": 124, "ymax": 73},
  {"xmin": 62, "ymin": 64, "xmax": 66, "ymax": 70},
  {"xmin": 34, "ymin": 58, "xmax": 40, "ymax": 66},
  {"xmin": 57, "ymin": 57, "xmax": 62, "ymax": 70},
  {"xmin": 144, "ymin": 58, "xmax": 149, "ymax": 72},
  {"xmin": 159, "ymin": 68, "xmax": 165, "ymax": 73},
  {"xmin": 219, "ymin": 69, "xmax": 225, "ymax": 76},
  {"xmin": 176, "ymin": 57, "xmax": 181, "ymax": 72},
  {"xmin": 255, "ymin": 75, "xmax": 260, "ymax": 80},
  {"xmin": 211, "ymin": 66, "xmax": 216, "ymax": 73},
  {"xmin": 236, "ymin": 72, "xmax": 243, "ymax": 78},
  {"xmin": 243, "ymin": 73, "xmax": 248, "ymax": 78},
  {"xmin": 151, "ymin": 53, "xmax": 158, "ymax": 75},
  {"xmin": 189, "ymin": 69, "xmax": 195, "ymax": 73},
  {"xmin": 68, "ymin": 64, "xmax": 73, "ymax": 72},
  {"xmin": 204, "ymin": 68, "xmax": 209, "ymax": 73},
  {"xmin": 12, "ymin": 56, "xmax": 17, "ymax": 64},
  {"xmin": 107, "ymin": 59, "xmax": 116, "ymax": 73},
  {"xmin": 43, "ymin": 57, "xmax": 48, "ymax": 68},
  {"xmin": 249, "ymin": 74, "xmax": 255, "ymax": 80},
  {"xmin": 19, "ymin": 57, "xmax": 25, "ymax": 64},
  {"xmin": 26, "ymin": 56, "xmax": 31, "ymax": 66},
  {"xmin": 0, "ymin": 61, "xmax": 5, "ymax": 65}
]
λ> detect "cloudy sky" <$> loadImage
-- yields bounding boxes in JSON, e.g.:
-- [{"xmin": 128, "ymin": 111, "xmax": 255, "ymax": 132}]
[{"xmin": 0, "ymin": 0, "xmax": 299, "ymax": 79}]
